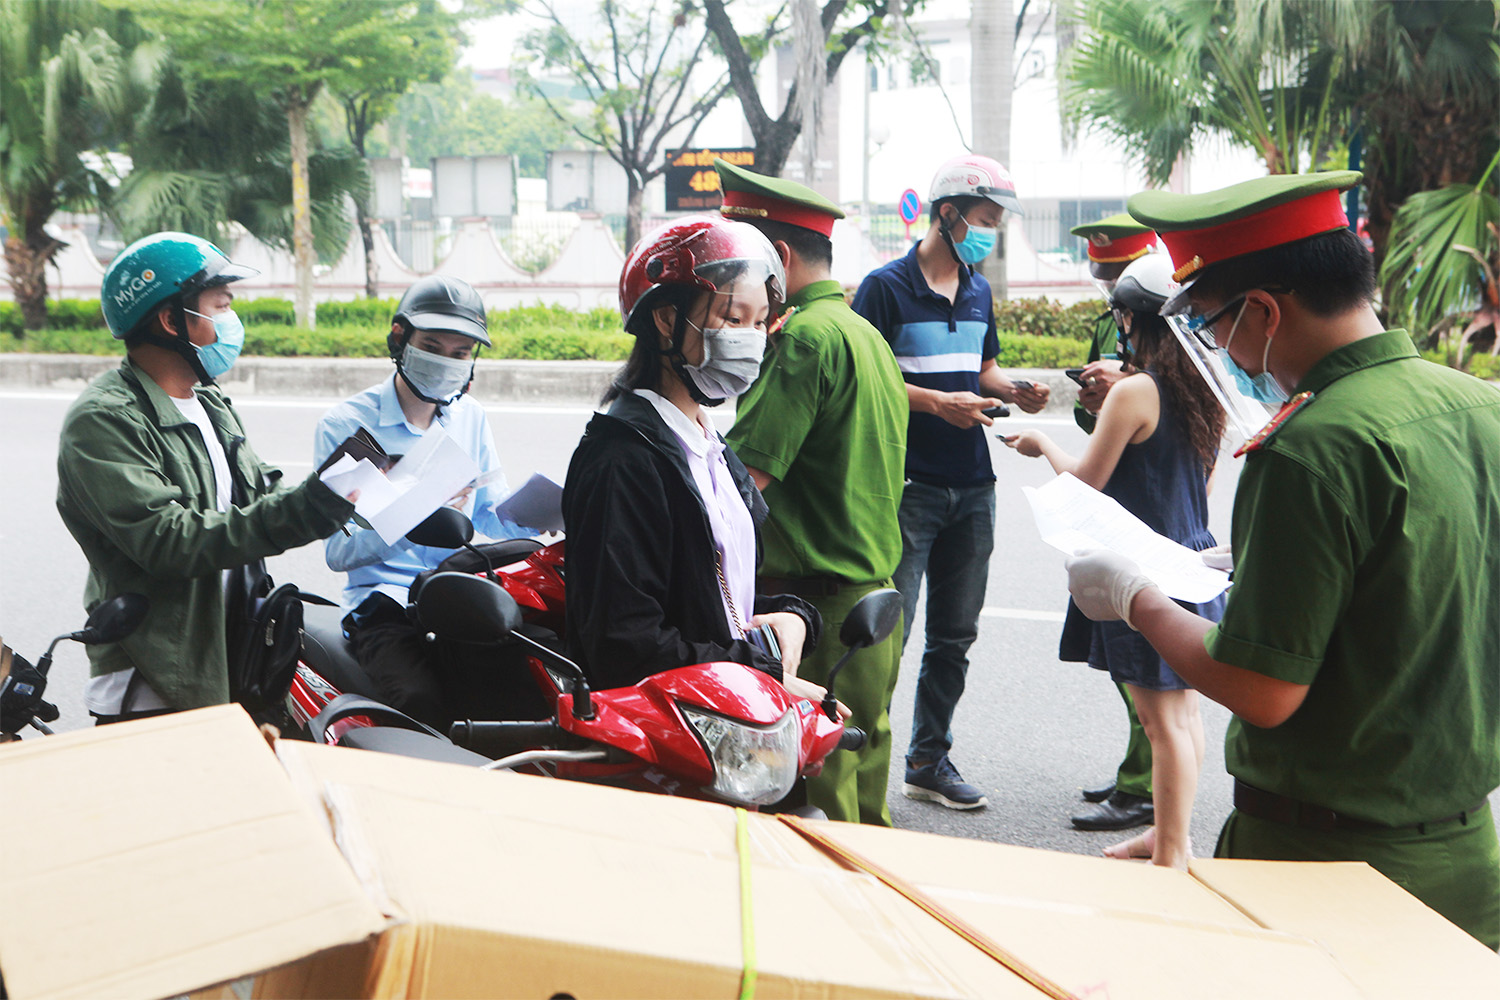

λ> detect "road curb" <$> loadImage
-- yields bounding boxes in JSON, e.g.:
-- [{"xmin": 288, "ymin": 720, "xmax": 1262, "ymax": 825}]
[{"xmin": 0, "ymin": 353, "xmax": 1079, "ymax": 413}]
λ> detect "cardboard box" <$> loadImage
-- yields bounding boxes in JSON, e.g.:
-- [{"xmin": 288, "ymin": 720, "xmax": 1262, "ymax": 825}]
[
  {"xmin": 0, "ymin": 706, "xmax": 384, "ymax": 1000},
  {"xmin": 2, "ymin": 706, "xmax": 1495, "ymax": 1000}
]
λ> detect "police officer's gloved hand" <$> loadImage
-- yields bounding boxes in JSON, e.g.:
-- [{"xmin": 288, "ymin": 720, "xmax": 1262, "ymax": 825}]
[
  {"xmin": 1200, "ymin": 543, "xmax": 1233, "ymax": 572},
  {"xmin": 1065, "ymin": 550, "xmax": 1156, "ymax": 630}
]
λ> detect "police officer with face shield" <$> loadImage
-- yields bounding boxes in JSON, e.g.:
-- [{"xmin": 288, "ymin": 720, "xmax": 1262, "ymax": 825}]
[{"xmin": 314, "ymin": 275, "xmax": 541, "ymax": 728}]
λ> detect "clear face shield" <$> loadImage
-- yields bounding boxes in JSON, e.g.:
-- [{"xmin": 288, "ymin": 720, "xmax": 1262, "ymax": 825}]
[{"xmin": 1163, "ymin": 294, "xmax": 1274, "ymax": 444}]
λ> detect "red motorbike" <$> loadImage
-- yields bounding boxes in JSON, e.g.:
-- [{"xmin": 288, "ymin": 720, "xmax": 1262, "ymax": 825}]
[
  {"xmin": 304, "ymin": 509, "xmax": 897, "ymax": 810},
  {"xmin": 283, "ymin": 526, "xmax": 565, "ymax": 742}
]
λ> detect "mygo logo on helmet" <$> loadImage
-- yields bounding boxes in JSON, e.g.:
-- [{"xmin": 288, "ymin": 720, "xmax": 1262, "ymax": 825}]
[{"xmin": 111, "ymin": 270, "xmax": 164, "ymax": 311}]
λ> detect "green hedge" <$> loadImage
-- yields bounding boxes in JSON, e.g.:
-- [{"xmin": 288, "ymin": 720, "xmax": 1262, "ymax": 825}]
[
  {"xmin": 1421, "ymin": 348, "xmax": 1500, "ymax": 382},
  {"xmin": 994, "ymin": 296, "xmax": 1106, "ymax": 339}
]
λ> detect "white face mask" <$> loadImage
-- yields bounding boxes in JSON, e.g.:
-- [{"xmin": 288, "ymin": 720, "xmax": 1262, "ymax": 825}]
[
  {"xmin": 682, "ymin": 322, "xmax": 766, "ymax": 401},
  {"xmin": 401, "ymin": 342, "xmax": 473, "ymax": 404}
]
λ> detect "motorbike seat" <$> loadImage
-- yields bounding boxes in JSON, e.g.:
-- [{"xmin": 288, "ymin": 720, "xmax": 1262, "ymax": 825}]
[
  {"xmin": 338, "ymin": 726, "xmax": 493, "ymax": 766},
  {"xmin": 300, "ymin": 604, "xmax": 377, "ymax": 698}
]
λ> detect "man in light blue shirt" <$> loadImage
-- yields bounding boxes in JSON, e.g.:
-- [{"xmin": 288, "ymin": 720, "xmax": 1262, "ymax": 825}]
[{"xmin": 314, "ymin": 275, "xmax": 539, "ymax": 726}]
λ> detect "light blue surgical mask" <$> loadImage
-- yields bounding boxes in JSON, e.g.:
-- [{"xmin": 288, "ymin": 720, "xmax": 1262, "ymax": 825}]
[
  {"xmin": 1215, "ymin": 301, "xmax": 1289, "ymax": 406},
  {"xmin": 952, "ymin": 212, "xmax": 998, "ymax": 265},
  {"xmin": 185, "ymin": 308, "xmax": 244, "ymax": 379}
]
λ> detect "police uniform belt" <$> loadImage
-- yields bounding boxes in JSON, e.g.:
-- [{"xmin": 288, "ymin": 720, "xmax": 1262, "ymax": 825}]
[
  {"xmin": 1233, "ymin": 779, "xmax": 1486, "ymax": 834},
  {"xmin": 757, "ymin": 575, "xmax": 846, "ymax": 598}
]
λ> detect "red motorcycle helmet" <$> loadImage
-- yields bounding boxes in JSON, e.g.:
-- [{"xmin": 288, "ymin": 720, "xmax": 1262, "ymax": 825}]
[{"xmin": 619, "ymin": 215, "xmax": 786, "ymax": 329}]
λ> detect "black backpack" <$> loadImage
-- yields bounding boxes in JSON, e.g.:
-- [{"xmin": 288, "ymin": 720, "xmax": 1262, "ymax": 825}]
[{"xmin": 225, "ymin": 560, "xmax": 326, "ymax": 719}]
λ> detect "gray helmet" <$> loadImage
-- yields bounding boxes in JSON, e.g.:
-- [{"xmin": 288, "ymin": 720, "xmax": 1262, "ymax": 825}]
[{"xmin": 391, "ymin": 275, "xmax": 490, "ymax": 348}]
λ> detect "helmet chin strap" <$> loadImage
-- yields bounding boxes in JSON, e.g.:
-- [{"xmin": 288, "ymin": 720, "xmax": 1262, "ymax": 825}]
[
  {"xmin": 662, "ymin": 308, "xmax": 725, "ymax": 407},
  {"xmin": 143, "ymin": 300, "xmax": 215, "ymax": 386},
  {"xmin": 937, "ymin": 208, "xmax": 964, "ymax": 266}
]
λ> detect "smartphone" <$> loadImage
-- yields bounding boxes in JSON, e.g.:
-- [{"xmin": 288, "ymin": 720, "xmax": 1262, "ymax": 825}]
[
  {"xmin": 1065, "ymin": 368, "xmax": 1087, "ymax": 386},
  {"xmin": 1010, "ymin": 379, "xmax": 1034, "ymax": 392},
  {"xmin": 982, "ymin": 404, "xmax": 1010, "ymax": 419},
  {"xmin": 748, "ymin": 623, "xmax": 782, "ymax": 664}
]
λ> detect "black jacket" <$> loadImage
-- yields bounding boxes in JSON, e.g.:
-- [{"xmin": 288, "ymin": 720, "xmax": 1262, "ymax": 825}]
[{"xmin": 562, "ymin": 392, "xmax": 821, "ymax": 691}]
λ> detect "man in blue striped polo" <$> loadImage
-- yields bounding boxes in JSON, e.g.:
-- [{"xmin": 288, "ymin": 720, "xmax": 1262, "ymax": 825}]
[{"xmin": 852, "ymin": 155, "xmax": 1049, "ymax": 809}]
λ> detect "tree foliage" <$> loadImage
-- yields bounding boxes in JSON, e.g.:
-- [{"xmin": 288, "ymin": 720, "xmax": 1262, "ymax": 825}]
[
  {"xmin": 112, "ymin": 65, "xmax": 366, "ymax": 263},
  {"xmin": 0, "ymin": 0, "xmax": 149, "ymax": 330},
  {"xmin": 699, "ymin": 0, "xmax": 929, "ymax": 178},
  {"xmin": 127, "ymin": 0, "xmax": 478, "ymax": 326},
  {"xmin": 520, "ymin": 0, "xmax": 731, "ymax": 248},
  {"xmin": 371, "ymin": 72, "xmax": 579, "ymax": 177},
  {"xmin": 1381, "ymin": 152, "xmax": 1500, "ymax": 357},
  {"xmin": 1062, "ymin": 0, "xmax": 1365, "ymax": 182}
]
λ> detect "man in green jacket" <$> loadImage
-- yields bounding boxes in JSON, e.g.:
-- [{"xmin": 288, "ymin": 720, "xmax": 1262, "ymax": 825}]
[{"xmin": 57, "ymin": 232, "xmax": 355, "ymax": 722}]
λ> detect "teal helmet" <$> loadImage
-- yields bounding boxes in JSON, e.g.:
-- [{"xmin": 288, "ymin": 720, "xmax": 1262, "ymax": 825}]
[{"xmin": 102, "ymin": 232, "xmax": 258, "ymax": 340}]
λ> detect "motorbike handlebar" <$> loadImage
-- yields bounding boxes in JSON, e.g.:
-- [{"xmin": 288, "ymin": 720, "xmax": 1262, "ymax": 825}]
[{"xmin": 837, "ymin": 726, "xmax": 866, "ymax": 752}]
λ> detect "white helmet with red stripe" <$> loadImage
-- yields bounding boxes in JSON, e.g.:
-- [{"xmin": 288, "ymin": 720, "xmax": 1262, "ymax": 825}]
[{"xmin": 929, "ymin": 154, "xmax": 1024, "ymax": 216}]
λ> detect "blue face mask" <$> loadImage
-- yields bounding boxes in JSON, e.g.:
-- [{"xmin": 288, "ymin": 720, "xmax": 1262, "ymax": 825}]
[
  {"xmin": 186, "ymin": 308, "xmax": 245, "ymax": 379},
  {"xmin": 1215, "ymin": 301, "xmax": 1288, "ymax": 406},
  {"xmin": 951, "ymin": 212, "xmax": 998, "ymax": 265}
]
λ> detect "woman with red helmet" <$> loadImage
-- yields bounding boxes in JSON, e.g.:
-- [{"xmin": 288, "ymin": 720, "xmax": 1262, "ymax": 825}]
[{"xmin": 561, "ymin": 216, "xmax": 841, "ymax": 712}]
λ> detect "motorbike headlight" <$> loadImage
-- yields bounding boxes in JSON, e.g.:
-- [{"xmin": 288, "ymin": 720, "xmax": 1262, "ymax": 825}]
[{"xmin": 680, "ymin": 704, "xmax": 799, "ymax": 806}]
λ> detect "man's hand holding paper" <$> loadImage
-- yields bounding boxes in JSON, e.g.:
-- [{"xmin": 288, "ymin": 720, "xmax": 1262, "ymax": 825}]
[{"xmin": 1022, "ymin": 473, "xmax": 1230, "ymax": 605}]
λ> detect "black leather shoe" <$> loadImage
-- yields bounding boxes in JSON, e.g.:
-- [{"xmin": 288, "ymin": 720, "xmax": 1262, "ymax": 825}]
[
  {"xmin": 1081, "ymin": 781, "xmax": 1115, "ymax": 803},
  {"xmin": 1071, "ymin": 791, "xmax": 1154, "ymax": 831}
]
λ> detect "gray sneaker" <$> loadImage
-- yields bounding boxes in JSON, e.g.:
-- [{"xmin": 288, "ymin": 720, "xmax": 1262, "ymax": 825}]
[{"xmin": 903, "ymin": 756, "xmax": 988, "ymax": 810}]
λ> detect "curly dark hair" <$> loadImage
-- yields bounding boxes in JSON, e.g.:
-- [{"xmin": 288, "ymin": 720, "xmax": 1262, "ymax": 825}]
[{"xmin": 1124, "ymin": 311, "xmax": 1226, "ymax": 471}]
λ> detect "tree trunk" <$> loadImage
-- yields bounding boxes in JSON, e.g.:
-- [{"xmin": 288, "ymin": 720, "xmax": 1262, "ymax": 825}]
[
  {"xmin": 625, "ymin": 177, "xmax": 646, "ymax": 255},
  {"xmin": 756, "ymin": 121, "xmax": 803, "ymax": 178},
  {"xmin": 287, "ymin": 101, "xmax": 316, "ymax": 329},
  {"xmin": 971, "ymin": 0, "xmax": 1014, "ymax": 299},
  {"xmin": 357, "ymin": 203, "xmax": 379, "ymax": 299},
  {"xmin": 4, "ymin": 222, "xmax": 66, "ymax": 333}
]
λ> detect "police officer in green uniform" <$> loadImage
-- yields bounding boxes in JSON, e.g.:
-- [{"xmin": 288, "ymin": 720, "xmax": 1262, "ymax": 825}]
[
  {"xmin": 1065, "ymin": 171, "xmax": 1500, "ymax": 948},
  {"xmin": 715, "ymin": 158, "xmax": 909, "ymax": 826},
  {"xmin": 1063, "ymin": 214, "xmax": 1159, "ymax": 832}
]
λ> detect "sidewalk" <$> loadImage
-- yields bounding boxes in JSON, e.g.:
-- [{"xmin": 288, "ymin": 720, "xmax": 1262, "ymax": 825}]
[{"xmin": 0, "ymin": 353, "xmax": 1079, "ymax": 413}]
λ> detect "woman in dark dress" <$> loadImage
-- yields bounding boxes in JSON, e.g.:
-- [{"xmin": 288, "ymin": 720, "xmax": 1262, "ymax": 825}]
[{"xmin": 1004, "ymin": 254, "xmax": 1227, "ymax": 868}]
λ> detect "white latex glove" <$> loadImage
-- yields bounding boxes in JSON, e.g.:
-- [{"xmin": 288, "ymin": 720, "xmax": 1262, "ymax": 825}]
[
  {"xmin": 1065, "ymin": 549, "xmax": 1156, "ymax": 630},
  {"xmin": 1200, "ymin": 543, "xmax": 1233, "ymax": 572}
]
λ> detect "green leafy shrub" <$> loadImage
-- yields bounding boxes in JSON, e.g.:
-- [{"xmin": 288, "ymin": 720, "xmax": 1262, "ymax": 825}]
[
  {"xmin": 0, "ymin": 328, "xmax": 126, "ymax": 355},
  {"xmin": 236, "ymin": 298, "xmax": 297, "ymax": 326},
  {"xmin": 994, "ymin": 296, "xmax": 1107, "ymax": 340},
  {"xmin": 1422, "ymin": 347, "xmax": 1500, "ymax": 381},
  {"xmin": 319, "ymin": 298, "xmax": 400, "ymax": 328},
  {"xmin": 997, "ymin": 333, "xmax": 1089, "ymax": 369}
]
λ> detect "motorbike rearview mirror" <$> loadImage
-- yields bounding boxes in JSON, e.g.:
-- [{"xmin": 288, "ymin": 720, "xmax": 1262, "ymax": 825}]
[
  {"xmin": 821, "ymin": 587, "xmax": 903, "ymax": 723},
  {"xmin": 406, "ymin": 506, "xmax": 475, "ymax": 549},
  {"xmin": 415, "ymin": 572, "xmax": 522, "ymax": 643},
  {"xmin": 837, "ymin": 588, "xmax": 902, "ymax": 651},
  {"xmin": 76, "ymin": 593, "xmax": 150, "ymax": 645}
]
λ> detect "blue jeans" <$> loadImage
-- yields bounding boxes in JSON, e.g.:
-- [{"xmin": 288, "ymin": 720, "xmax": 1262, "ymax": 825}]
[{"xmin": 894, "ymin": 479, "xmax": 996, "ymax": 763}]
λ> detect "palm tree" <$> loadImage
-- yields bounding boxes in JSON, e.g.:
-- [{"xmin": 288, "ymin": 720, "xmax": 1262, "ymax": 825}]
[
  {"xmin": 0, "ymin": 0, "xmax": 144, "ymax": 331},
  {"xmin": 1381, "ymin": 151, "xmax": 1500, "ymax": 359},
  {"xmin": 111, "ymin": 67, "xmax": 367, "ymax": 267},
  {"xmin": 1061, "ymin": 0, "xmax": 1363, "ymax": 184},
  {"xmin": 1347, "ymin": 0, "xmax": 1500, "ymax": 280}
]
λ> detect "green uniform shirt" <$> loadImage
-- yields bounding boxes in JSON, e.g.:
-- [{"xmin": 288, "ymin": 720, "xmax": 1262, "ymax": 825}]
[
  {"xmin": 727, "ymin": 280, "xmax": 908, "ymax": 582},
  {"xmin": 1207, "ymin": 331, "xmax": 1500, "ymax": 825}
]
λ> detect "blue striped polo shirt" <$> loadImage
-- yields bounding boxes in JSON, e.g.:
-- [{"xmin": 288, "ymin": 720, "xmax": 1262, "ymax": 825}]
[{"xmin": 852, "ymin": 243, "xmax": 999, "ymax": 487}]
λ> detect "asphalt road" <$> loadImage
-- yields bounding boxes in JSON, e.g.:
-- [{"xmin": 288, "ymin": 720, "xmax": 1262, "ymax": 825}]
[{"xmin": 4, "ymin": 387, "xmax": 1495, "ymax": 858}]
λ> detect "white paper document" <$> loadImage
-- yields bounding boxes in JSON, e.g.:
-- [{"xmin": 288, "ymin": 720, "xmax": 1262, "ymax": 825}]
[
  {"xmin": 318, "ymin": 426, "xmax": 479, "ymax": 545},
  {"xmin": 1022, "ymin": 473, "xmax": 1230, "ymax": 603},
  {"xmin": 494, "ymin": 473, "xmax": 564, "ymax": 533}
]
